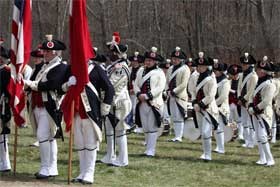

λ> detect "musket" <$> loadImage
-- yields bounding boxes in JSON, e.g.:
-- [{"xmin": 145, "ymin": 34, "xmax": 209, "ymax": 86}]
[
  {"xmin": 102, "ymin": 116, "xmax": 107, "ymax": 144},
  {"xmin": 107, "ymin": 106, "xmax": 119, "ymax": 154}
]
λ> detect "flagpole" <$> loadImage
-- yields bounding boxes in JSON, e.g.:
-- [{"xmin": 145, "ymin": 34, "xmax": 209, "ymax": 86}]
[
  {"xmin": 67, "ymin": 101, "xmax": 74, "ymax": 184},
  {"xmin": 13, "ymin": 124, "xmax": 18, "ymax": 176}
]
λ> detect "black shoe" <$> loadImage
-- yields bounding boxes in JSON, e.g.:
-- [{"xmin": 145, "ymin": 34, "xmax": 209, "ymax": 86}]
[
  {"xmin": 82, "ymin": 180, "xmax": 93, "ymax": 184},
  {"xmin": 0, "ymin": 169, "xmax": 11, "ymax": 172},
  {"xmin": 139, "ymin": 153, "xmax": 147, "ymax": 157},
  {"xmin": 49, "ymin": 174, "xmax": 58, "ymax": 177},
  {"xmin": 146, "ymin": 154, "xmax": 155, "ymax": 158},
  {"xmin": 107, "ymin": 163, "xmax": 119, "ymax": 167},
  {"xmin": 35, "ymin": 173, "xmax": 49, "ymax": 179},
  {"xmin": 71, "ymin": 178, "xmax": 83, "ymax": 183}
]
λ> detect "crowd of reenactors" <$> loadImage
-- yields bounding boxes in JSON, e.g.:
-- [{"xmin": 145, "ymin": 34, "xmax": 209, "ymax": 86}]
[{"xmin": 0, "ymin": 32, "xmax": 279, "ymax": 184}]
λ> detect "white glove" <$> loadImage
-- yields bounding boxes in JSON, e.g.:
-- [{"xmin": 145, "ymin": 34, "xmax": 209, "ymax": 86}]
[
  {"xmin": 24, "ymin": 80, "xmax": 32, "ymax": 87},
  {"xmin": 101, "ymin": 103, "xmax": 111, "ymax": 116},
  {"xmin": 67, "ymin": 76, "xmax": 77, "ymax": 87},
  {"xmin": 248, "ymin": 107, "xmax": 254, "ymax": 115},
  {"xmin": 193, "ymin": 104, "xmax": 200, "ymax": 112},
  {"xmin": 24, "ymin": 80, "xmax": 38, "ymax": 90},
  {"xmin": 229, "ymin": 89, "xmax": 236, "ymax": 94}
]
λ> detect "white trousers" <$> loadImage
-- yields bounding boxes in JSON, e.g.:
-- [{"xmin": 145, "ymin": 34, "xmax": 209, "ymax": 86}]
[
  {"xmin": 252, "ymin": 116, "xmax": 274, "ymax": 164},
  {"xmin": 74, "ymin": 114, "xmax": 98, "ymax": 183},
  {"xmin": 271, "ymin": 111, "xmax": 277, "ymax": 143},
  {"xmin": 140, "ymin": 102, "xmax": 159, "ymax": 156},
  {"xmin": 33, "ymin": 107, "xmax": 58, "ymax": 176},
  {"xmin": 0, "ymin": 134, "xmax": 11, "ymax": 171},
  {"xmin": 197, "ymin": 112, "xmax": 212, "ymax": 160},
  {"xmin": 240, "ymin": 106, "xmax": 255, "ymax": 147},
  {"xmin": 229, "ymin": 103, "xmax": 243, "ymax": 139},
  {"xmin": 169, "ymin": 97, "xmax": 184, "ymax": 140},
  {"xmin": 214, "ymin": 115, "xmax": 225, "ymax": 153},
  {"xmin": 102, "ymin": 117, "xmax": 128, "ymax": 166}
]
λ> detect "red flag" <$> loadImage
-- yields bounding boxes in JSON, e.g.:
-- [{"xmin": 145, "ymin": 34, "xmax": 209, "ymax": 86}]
[
  {"xmin": 8, "ymin": 0, "xmax": 32, "ymax": 127},
  {"xmin": 61, "ymin": 0, "xmax": 94, "ymax": 131}
]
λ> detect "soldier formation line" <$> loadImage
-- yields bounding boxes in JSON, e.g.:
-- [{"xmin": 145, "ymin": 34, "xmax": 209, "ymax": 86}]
[{"xmin": 0, "ymin": 32, "xmax": 280, "ymax": 185}]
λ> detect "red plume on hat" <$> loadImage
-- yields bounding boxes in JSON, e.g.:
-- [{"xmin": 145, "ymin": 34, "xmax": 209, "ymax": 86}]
[{"xmin": 112, "ymin": 32, "xmax": 120, "ymax": 44}]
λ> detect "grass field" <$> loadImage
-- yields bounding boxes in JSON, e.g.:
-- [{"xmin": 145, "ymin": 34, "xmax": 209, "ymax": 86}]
[{"xmin": 0, "ymin": 126, "xmax": 279, "ymax": 187}]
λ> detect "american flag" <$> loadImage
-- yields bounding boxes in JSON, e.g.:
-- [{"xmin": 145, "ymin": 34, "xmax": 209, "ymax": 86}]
[
  {"xmin": 61, "ymin": 0, "xmax": 94, "ymax": 132},
  {"xmin": 8, "ymin": 0, "xmax": 32, "ymax": 127}
]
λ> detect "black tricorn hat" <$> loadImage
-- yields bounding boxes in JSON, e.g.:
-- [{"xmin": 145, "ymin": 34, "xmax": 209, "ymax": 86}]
[
  {"xmin": 159, "ymin": 58, "xmax": 171, "ymax": 69},
  {"xmin": 128, "ymin": 51, "xmax": 144, "ymax": 63},
  {"xmin": 240, "ymin": 53, "xmax": 256, "ymax": 64},
  {"xmin": 92, "ymin": 54, "xmax": 107, "ymax": 62},
  {"xmin": 144, "ymin": 47, "xmax": 164, "ymax": 62},
  {"xmin": 213, "ymin": 59, "xmax": 228, "ymax": 71},
  {"xmin": 106, "ymin": 32, "xmax": 128, "ymax": 54},
  {"xmin": 108, "ymin": 43, "xmax": 128, "ymax": 54},
  {"xmin": 186, "ymin": 58, "xmax": 197, "ymax": 67},
  {"xmin": 227, "ymin": 64, "xmax": 242, "ymax": 75},
  {"xmin": 31, "ymin": 44, "xmax": 44, "ymax": 58},
  {"xmin": 40, "ymin": 35, "xmax": 66, "ymax": 51},
  {"xmin": 0, "ymin": 46, "xmax": 11, "ymax": 59},
  {"xmin": 255, "ymin": 56, "xmax": 276, "ymax": 72},
  {"xmin": 171, "ymin": 46, "xmax": 186, "ymax": 59},
  {"xmin": 0, "ymin": 39, "xmax": 10, "ymax": 59},
  {"xmin": 194, "ymin": 52, "xmax": 213, "ymax": 66}
]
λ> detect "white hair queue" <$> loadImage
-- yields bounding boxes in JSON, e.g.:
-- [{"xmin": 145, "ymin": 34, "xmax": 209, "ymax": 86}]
[
  {"xmin": 151, "ymin": 46, "xmax": 158, "ymax": 53},
  {"xmin": 166, "ymin": 59, "xmax": 171, "ymax": 63},
  {"xmin": 188, "ymin": 58, "xmax": 192, "ymax": 62},
  {"xmin": 244, "ymin": 52, "xmax": 249, "ymax": 58},
  {"xmin": 134, "ymin": 51, "xmax": 139, "ymax": 56},
  {"xmin": 175, "ymin": 46, "xmax": 181, "ymax": 51}
]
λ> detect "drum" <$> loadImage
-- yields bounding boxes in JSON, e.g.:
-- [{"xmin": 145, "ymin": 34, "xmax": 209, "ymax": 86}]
[
  {"xmin": 183, "ymin": 118, "xmax": 200, "ymax": 141},
  {"xmin": 214, "ymin": 123, "xmax": 237, "ymax": 143}
]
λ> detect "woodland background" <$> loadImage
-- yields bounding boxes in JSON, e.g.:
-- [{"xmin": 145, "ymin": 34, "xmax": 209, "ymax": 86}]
[{"xmin": 0, "ymin": 0, "xmax": 280, "ymax": 64}]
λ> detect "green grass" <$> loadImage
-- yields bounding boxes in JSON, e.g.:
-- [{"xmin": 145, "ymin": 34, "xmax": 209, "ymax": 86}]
[{"xmin": 0, "ymin": 126, "xmax": 280, "ymax": 187}]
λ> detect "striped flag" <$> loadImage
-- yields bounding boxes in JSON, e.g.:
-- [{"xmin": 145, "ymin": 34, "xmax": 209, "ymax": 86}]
[
  {"xmin": 61, "ymin": 0, "xmax": 94, "ymax": 131},
  {"xmin": 8, "ymin": 0, "xmax": 32, "ymax": 127}
]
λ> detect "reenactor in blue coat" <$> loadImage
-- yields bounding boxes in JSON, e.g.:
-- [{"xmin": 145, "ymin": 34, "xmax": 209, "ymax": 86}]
[
  {"xmin": 24, "ymin": 35, "xmax": 68, "ymax": 179},
  {"xmin": 62, "ymin": 55, "xmax": 114, "ymax": 184}
]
